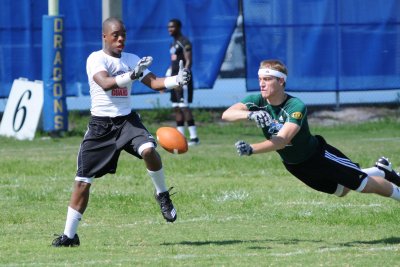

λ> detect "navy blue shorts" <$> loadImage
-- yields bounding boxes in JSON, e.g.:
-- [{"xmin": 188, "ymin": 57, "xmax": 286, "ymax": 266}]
[
  {"xmin": 283, "ymin": 135, "xmax": 368, "ymax": 194},
  {"xmin": 76, "ymin": 112, "xmax": 157, "ymax": 178}
]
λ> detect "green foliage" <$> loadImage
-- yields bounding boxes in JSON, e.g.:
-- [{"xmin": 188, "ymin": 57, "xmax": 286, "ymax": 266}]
[
  {"xmin": 1, "ymin": 114, "xmax": 400, "ymax": 266},
  {"xmin": 138, "ymin": 108, "xmax": 173, "ymax": 124}
]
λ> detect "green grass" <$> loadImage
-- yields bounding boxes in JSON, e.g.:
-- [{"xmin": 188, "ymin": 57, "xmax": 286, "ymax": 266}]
[{"xmin": 1, "ymin": 113, "xmax": 400, "ymax": 266}]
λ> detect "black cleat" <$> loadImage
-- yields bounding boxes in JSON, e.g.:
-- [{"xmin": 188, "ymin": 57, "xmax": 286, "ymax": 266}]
[
  {"xmin": 155, "ymin": 188, "xmax": 177, "ymax": 222},
  {"xmin": 188, "ymin": 137, "xmax": 200, "ymax": 146},
  {"xmin": 52, "ymin": 234, "xmax": 80, "ymax": 247},
  {"xmin": 375, "ymin": 157, "xmax": 400, "ymax": 186}
]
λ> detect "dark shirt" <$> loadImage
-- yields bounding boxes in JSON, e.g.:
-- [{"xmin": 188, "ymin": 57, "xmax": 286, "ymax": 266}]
[{"xmin": 169, "ymin": 35, "xmax": 192, "ymax": 75}]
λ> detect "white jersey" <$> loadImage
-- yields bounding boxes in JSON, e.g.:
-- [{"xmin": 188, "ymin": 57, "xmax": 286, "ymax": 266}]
[{"xmin": 86, "ymin": 50, "xmax": 150, "ymax": 117}]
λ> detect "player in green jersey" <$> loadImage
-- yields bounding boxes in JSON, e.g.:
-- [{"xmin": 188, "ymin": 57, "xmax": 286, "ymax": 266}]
[{"xmin": 222, "ymin": 59, "xmax": 400, "ymax": 200}]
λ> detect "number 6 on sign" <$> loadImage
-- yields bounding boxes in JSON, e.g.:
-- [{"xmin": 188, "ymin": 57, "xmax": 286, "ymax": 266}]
[{"xmin": 0, "ymin": 78, "xmax": 44, "ymax": 140}]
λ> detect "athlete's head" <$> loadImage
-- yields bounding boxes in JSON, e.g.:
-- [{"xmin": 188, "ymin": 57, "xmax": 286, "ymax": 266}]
[
  {"xmin": 258, "ymin": 59, "xmax": 288, "ymax": 99},
  {"xmin": 102, "ymin": 17, "xmax": 126, "ymax": 57},
  {"xmin": 168, "ymin": 19, "xmax": 182, "ymax": 37}
]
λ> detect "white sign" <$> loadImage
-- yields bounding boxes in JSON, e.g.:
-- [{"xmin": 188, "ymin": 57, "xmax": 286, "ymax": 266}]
[{"xmin": 0, "ymin": 78, "xmax": 44, "ymax": 140}]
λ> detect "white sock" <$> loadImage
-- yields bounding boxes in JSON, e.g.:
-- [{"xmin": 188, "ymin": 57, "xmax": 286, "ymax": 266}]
[
  {"xmin": 188, "ymin": 125, "xmax": 198, "ymax": 139},
  {"xmin": 64, "ymin": 206, "xmax": 82, "ymax": 238},
  {"xmin": 147, "ymin": 168, "xmax": 168, "ymax": 194},
  {"xmin": 177, "ymin": 126, "xmax": 185, "ymax": 136},
  {"xmin": 390, "ymin": 184, "xmax": 400, "ymax": 201},
  {"xmin": 362, "ymin": 167, "xmax": 385, "ymax": 178}
]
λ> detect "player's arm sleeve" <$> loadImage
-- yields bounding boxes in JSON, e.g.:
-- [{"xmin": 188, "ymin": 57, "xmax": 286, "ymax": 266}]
[
  {"xmin": 183, "ymin": 39, "xmax": 192, "ymax": 52},
  {"xmin": 87, "ymin": 54, "xmax": 107, "ymax": 79},
  {"xmin": 182, "ymin": 39, "xmax": 192, "ymax": 69},
  {"xmin": 240, "ymin": 95, "xmax": 262, "ymax": 111},
  {"xmin": 285, "ymin": 102, "xmax": 307, "ymax": 126}
]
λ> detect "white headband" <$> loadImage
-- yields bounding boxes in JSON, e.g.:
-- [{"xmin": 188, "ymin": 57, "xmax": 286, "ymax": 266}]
[{"xmin": 258, "ymin": 68, "xmax": 287, "ymax": 81}]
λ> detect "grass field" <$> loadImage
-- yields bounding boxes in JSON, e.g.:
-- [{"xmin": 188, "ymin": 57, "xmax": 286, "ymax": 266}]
[{"xmin": 1, "ymin": 111, "xmax": 400, "ymax": 266}]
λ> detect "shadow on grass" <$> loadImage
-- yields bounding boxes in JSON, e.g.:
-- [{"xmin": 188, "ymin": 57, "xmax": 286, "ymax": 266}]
[
  {"xmin": 340, "ymin": 236, "xmax": 400, "ymax": 246},
  {"xmin": 161, "ymin": 238, "xmax": 323, "ymax": 247},
  {"xmin": 161, "ymin": 236, "xmax": 400, "ymax": 249}
]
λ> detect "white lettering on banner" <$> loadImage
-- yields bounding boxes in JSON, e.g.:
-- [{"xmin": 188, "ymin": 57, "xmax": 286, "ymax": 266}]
[{"xmin": 0, "ymin": 78, "xmax": 44, "ymax": 140}]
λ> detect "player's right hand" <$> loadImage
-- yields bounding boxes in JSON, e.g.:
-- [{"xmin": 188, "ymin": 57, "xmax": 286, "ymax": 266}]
[
  {"xmin": 247, "ymin": 110, "xmax": 272, "ymax": 128},
  {"xmin": 235, "ymin": 140, "xmax": 253, "ymax": 156},
  {"xmin": 131, "ymin": 56, "xmax": 153, "ymax": 80},
  {"xmin": 176, "ymin": 60, "xmax": 191, "ymax": 86}
]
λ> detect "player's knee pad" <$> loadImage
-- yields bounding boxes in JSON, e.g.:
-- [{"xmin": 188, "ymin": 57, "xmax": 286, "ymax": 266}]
[
  {"xmin": 178, "ymin": 102, "xmax": 189, "ymax": 108},
  {"xmin": 334, "ymin": 184, "xmax": 345, "ymax": 197},
  {"xmin": 75, "ymin": 176, "xmax": 94, "ymax": 184},
  {"xmin": 355, "ymin": 177, "xmax": 368, "ymax": 192},
  {"xmin": 138, "ymin": 142, "xmax": 155, "ymax": 156}
]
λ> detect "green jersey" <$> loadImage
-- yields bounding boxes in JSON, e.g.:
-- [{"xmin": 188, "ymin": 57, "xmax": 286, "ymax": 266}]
[{"xmin": 241, "ymin": 94, "xmax": 318, "ymax": 164}]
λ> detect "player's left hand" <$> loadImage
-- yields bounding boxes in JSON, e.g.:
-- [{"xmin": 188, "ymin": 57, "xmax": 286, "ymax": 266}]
[
  {"xmin": 235, "ymin": 140, "xmax": 253, "ymax": 156},
  {"xmin": 131, "ymin": 56, "xmax": 153, "ymax": 80},
  {"xmin": 176, "ymin": 60, "xmax": 191, "ymax": 86}
]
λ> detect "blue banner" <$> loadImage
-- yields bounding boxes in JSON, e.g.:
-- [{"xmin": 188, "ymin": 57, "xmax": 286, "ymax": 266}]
[
  {"xmin": 243, "ymin": 0, "xmax": 400, "ymax": 92},
  {"xmin": 0, "ymin": 0, "xmax": 399, "ymax": 99},
  {"xmin": 42, "ymin": 15, "xmax": 68, "ymax": 132},
  {"xmin": 122, "ymin": 0, "xmax": 239, "ymax": 94}
]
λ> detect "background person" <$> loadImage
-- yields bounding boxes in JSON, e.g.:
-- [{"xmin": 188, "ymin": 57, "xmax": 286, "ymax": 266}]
[
  {"xmin": 166, "ymin": 18, "xmax": 199, "ymax": 146},
  {"xmin": 52, "ymin": 17, "xmax": 190, "ymax": 247},
  {"xmin": 222, "ymin": 59, "xmax": 400, "ymax": 204}
]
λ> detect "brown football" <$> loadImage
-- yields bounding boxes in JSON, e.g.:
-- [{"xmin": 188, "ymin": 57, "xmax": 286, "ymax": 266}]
[{"xmin": 156, "ymin": 127, "xmax": 188, "ymax": 154}]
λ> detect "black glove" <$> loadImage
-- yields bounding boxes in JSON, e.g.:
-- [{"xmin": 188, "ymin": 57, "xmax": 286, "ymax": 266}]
[{"xmin": 235, "ymin": 140, "xmax": 253, "ymax": 156}]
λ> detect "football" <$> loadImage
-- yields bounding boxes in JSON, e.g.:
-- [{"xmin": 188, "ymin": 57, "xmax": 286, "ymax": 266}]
[{"xmin": 156, "ymin": 127, "xmax": 188, "ymax": 154}]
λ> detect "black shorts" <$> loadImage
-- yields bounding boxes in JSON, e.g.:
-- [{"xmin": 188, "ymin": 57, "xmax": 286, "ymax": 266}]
[
  {"xmin": 283, "ymin": 135, "xmax": 367, "ymax": 194},
  {"xmin": 76, "ymin": 112, "xmax": 157, "ymax": 178},
  {"xmin": 170, "ymin": 78, "xmax": 193, "ymax": 106}
]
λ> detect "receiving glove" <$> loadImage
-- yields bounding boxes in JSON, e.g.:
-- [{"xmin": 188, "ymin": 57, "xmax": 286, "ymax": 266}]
[
  {"xmin": 235, "ymin": 140, "xmax": 253, "ymax": 156},
  {"xmin": 131, "ymin": 56, "xmax": 153, "ymax": 80},
  {"xmin": 176, "ymin": 60, "xmax": 191, "ymax": 86},
  {"xmin": 247, "ymin": 110, "xmax": 272, "ymax": 128}
]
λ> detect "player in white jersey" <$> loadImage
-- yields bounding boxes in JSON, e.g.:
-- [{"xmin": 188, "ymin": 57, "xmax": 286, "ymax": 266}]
[{"xmin": 52, "ymin": 17, "xmax": 191, "ymax": 247}]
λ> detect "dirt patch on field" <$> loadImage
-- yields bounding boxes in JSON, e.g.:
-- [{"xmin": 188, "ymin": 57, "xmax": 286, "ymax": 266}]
[{"xmin": 308, "ymin": 107, "xmax": 400, "ymax": 126}]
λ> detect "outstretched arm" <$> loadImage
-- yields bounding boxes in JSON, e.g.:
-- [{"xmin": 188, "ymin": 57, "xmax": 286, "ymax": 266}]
[
  {"xmin": 221, "ymin": 103, "xmax": 250, "ymax": 121},
  {"xmin": 93, "ymin": 71, "xmax": 119, "ymax": 91},
  {"xmin": 222, "ymin": 103, "xmax": 272, "ymax": 128},
  {"xmin": 142, "ymin": 60, "xmax": 190, "ymax": 90},
  {"xmin": 235, "ymin": 122, "xmax": 300, "ymax": 156},
  {"xmin": 93, "ymin": 56, "xmax": 153, "ymax": 91},
  {"xmin": 251, "ymin": 122, "xmax": 300, "ymax": 153}
]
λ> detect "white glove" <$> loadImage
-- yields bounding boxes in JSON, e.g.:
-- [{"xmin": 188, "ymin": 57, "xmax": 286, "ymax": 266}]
[
  {"xmin": 176, "ymin": 60, "xmax": 191, "ymax": 86},
  {"xmin": 131, "ymin": 56, "xmax": 153, "ymax": 80},
  {"xmin": 235, "ymin": 140, "xmax": 253, "ymax": 156},
  {"xmin": 247, "ymin": 110, "xmax": 272, "ymax": 128}
]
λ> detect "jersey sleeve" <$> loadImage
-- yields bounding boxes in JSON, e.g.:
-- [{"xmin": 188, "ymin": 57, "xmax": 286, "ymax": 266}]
[
  {"xmin": 86, "ymin": 52, "xmax": 107, "ymax": 79},
  {"xmin": 285, "ymin": 98, "xmax": 307, "ymax": 126},
  {"xmin": 241, "ymin": 94, "xmax": 263, "ymax": 111},
  {"xmin": 182, "ymin": 37, "xmax": 192, "ymax": 52}
]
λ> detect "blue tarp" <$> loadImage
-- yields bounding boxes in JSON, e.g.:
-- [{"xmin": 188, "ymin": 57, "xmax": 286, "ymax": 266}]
[
  {"xmin": 0, "ymin": 0, "xmax": 238, "ymax": 97},
  {"xmin": 243, "ymin": 0, "xmax": 400, "ymax": 91},
  {"xmin": 0, "ymin": 0, "xmax": 399, "ymax": 98}
]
